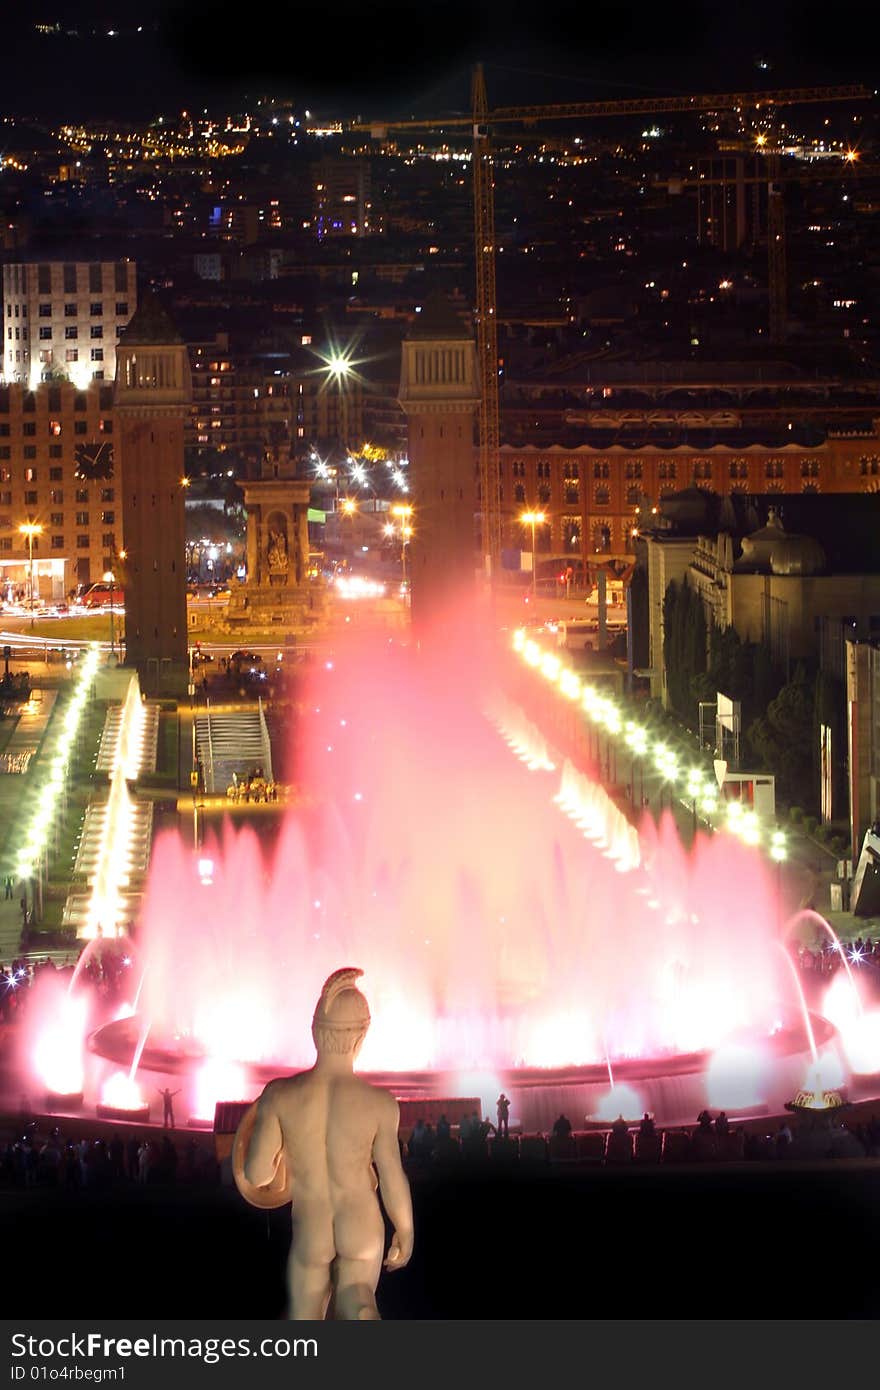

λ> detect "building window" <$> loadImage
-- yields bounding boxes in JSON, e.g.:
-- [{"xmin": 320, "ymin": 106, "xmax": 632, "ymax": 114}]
[
  {"xmin": 38, "ymin": 304, "xmax": 51, "ymax": 318},
  {"xmin": 90, "ymin": 302, "xmax": 103, "ymax": 316},
  {"xmin": 49, "ymin": 419, "xmax": 61, "ymax": 436},
  {"xmin": 24, "ymin": 467, "xmax": 37, "ymax": 482},
  {"xmin": 76, "ymin": 535, "xmax": 90, "ymax": 549},
  {"xmin": 65, "ymin": 326, "xmax": 78, "ymax": 340},
  {"xmin": 593, "ymin": 462, "xmax": 610, "ymax": 479},
  {"xmin": 22, "ymin": 421, "xmax": 36, "ymax": 437},
  {"xmin": 25, "ymin": 489, "xmax": 37, "ymax": 503},
  {"xmin": 51, "ymin": 535, "xmax": 64, "ymax": 549},
  {"xmin": 64, "ymin": 303, "xmax": 77, "ymax": 318},
  {"xmin": 74, "ymin": 393, "xmax": 87, "ymax": 412},
  {"xmin": 65, "ymin": 349, "xmax": 78, "ymax": 363},
  {"xmin": 766, "ymin": 460, "xmax": 784, "ymax": 480},
  {"xmin": 563, "ymin": 515, "xmax": 581, "ymax": 548},
  {"xmin": 592, "ymin": 522, "xmax": 611, "ymax": 552},
  {"xmin": 0, "ymin": 538, "xmax": 10, "ymax": 552},
  {"xmin": 512, "ymin": 460, "xmax": 526, "ymax": 478},
  {"xmin": 39, "ymin": 326, "xmax": 52, "ymax": 341},
  {"xmin": 63, "ymin": 264, "xmax": 78, "ymax": 294},
  {"xmin": 76, "ymin": 488, "xmax": 89, "ymax": 503},
  {"xmin": 565, "ymin": 485, "xmax": 579, "ymax": 505},
  {"xmin": 624, "ymin": 460, "xmax": 642, "ymax": 480},
  {"xmin": 626, "ymin": 484, "xmax": 641, "ymax": 506},
  {"xmin": 536, "ymin": 461, "xmax": 551, "ymax": 479},
  {"xmin": 114, "ymin": 264, "xmax": 128, "ymax": 293},
  {"xmin": 537, "ymin": 484, "xmax": 551, "ymax": 504},
  {"xmin": 859, "ymin": 456, "xmax": 880, "ymax": 476},
  {"xmin": 49, "ymin": 445, "xmax": 62, "ymax": 459},
  {"xmin": 693, "ymin": 460, "xmax": 712, "ymax": 481},
  {"xmin": 50, "ymin": 513, "xmax": 64, "ymax": 526},
  {"xmin": 101, "ymin": 511, "xmax": 114, "ymax": 524},
  {"xmin": 729, "ymin": 460, "xmax": 748, "ymax": 480},
  {"xmin": 595, "ymin": 485, "xmax": 610, "ymax": 506},
  {"xmin": 74, "ymin": 420, "xmax": 87, "ymax": 435},
  {"xmin": 37, "ymin": 265, "xmax": 51, "ymax": 294},
  {"xmin": 0, "ymin": 492, "xmax": 10, "ymax": 506},
  {"xmin": 100, "ymin": 487, "xmax": 114, "ymax": 502},
  {"xmin": 115, "ymin": 302, "xmax": 128, "ymax": 316},
  {"xmin": 75, "ymin": 511, "xmax": 89, "ymax": 526},
  {"xmin": 50, "ymin": 490, "xmax": 63, "ymax": 504},
  {"xmin": 23, "ymin": 450, "xmax": 36, "ymax": 463},
  {"xmin": 90, "ymin": 348, "xmax": 104, "ymax": 362},
  {"xmin": 0, "ymin": 447, "xmax": 8, "ymax": 461},
  {"xmin": 514, "ymin": 484, "xmax": 526, "ymax": 503},
  {"xmin": 102, "ymin": 532, "xmax": 115, "ymax": 548},
  {"xmin": 88, "ymin": 264, "xmax": 103, "ymax": 293},
  {"xmin": 658, "ymin": 461, "xmax": 677, "ymax": 481},
  {"xmin": 801, "ymin": 459, "xmax": 820, "ymax": 478},
  {"xmin": 90, "ymin": 325, "xmax": 103, "ymax": 339}
]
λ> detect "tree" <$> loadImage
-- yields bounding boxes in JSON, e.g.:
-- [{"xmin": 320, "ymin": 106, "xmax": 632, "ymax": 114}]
[{"xmin": 747, "ymin": 665, "xmax": 816, "ymax": 809}]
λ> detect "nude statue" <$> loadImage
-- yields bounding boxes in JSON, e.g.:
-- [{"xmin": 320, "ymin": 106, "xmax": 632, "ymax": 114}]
[{"xmin": 232, "ymin": 968, "xmax": 414, "ymax": 1320}]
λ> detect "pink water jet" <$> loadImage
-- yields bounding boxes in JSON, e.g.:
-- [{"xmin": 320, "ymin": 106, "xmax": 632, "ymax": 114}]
[{"xmin": 86, "ymin": 629, "xmax": 842, "ymax": 1125}]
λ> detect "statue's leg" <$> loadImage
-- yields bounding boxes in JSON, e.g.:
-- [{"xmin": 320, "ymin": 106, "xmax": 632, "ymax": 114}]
[
  {"xmin": 332, "ymin": 1252, "xmax": 384, "ymax": 1321},
  {"xmin": 287, "ymin": 1249, "xmax": 332, "ymax": 1321}
]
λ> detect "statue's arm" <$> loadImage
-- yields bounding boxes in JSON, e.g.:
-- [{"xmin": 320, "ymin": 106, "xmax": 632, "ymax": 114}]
[
  {"xmin": 373, "ymin": 1096, "xmax": 414, "ymax": 1271},
  {"xmin": 244, "ymin": 1085, "xmax": 284, "ymax": 1187}
]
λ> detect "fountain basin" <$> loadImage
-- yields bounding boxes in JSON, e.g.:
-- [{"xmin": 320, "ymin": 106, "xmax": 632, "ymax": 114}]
[{"xmin": 87, "ymin": 1013, "xmax": 840, "ymax": 1131}]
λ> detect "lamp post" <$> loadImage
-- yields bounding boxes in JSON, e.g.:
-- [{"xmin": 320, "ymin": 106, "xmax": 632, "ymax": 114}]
[
  {"xmin": 391, "ymin": 503, "xmax": 413, "ymax": 596},
  {"xmin": 326, "ymin": 353, "xmax": 353, "ymax": 454},
  {"xmin": 103, "ymin": 569, "xmax": 116, "ymax": 659},
  {"xmin": 687, "ymin": 769, "xmax": 706, "ymax": 839},
  {"xmin": 18, "ymin": 522, "xmax": 43, "ymax": 630},
  {"xmin": 771, "ymin": 828, "xmax": 788, "ymax": 927},
  {"xmin": 520, "ymin": 510, "xmax": 547, "ymax": 603}
]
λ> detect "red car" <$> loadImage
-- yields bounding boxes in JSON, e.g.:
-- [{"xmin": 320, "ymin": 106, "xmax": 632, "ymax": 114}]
[{"xmin": 81, "ymin": 582, "xmax": 124, "ymax": 609}]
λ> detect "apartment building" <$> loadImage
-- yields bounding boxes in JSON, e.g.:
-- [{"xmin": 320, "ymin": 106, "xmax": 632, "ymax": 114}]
[
  {"xmin": 0, "ymin": 380, "xmax": 121, "ymax": 598},
  {"xmin": 2, "ymin": 260, "xmax": 137, "ymax": 390}
]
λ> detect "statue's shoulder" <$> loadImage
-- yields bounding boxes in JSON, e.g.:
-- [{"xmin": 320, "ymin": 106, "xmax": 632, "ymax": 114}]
[{"xmin": 260, "ymin": 1072, "xmax": 310, "ymax": 1103}]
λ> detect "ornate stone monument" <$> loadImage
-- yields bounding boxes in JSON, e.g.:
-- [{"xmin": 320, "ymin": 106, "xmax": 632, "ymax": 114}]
[
  {"xmin": 233, "ymin": 968, "xmax": 414, "ymax": 1320},
  {"xmin": 225, "ymin": 431, "xmax": 317, "ymax": 631}
]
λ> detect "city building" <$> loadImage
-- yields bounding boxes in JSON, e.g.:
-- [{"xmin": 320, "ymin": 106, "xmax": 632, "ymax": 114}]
[
  {"xmin": 2, "ymin": 259, "xmax": 137, "ymax": 390},
  {"xmin": 187, "ymin": 334, "xmax": 364, "ymax": 467},
  {"xmin": 310, "ymin": 158, "xmax": 374, "ymax": 238},
  {"xmin": 114, "ymin": 296, "xmax": 191, "ymax": 694},
  {"xmin": 0, "ymin": 379, "xmax": 119, "ymax": 598},
  {"xmin": 493, "ymin": 357, "xmax": 880, "ymax": 563}
]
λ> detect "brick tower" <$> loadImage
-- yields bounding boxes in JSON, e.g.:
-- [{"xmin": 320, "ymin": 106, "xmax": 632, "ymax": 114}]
[
  {"xmin": 398, "ymin": 296, "xmax": 480, "ymax": 631},
  {"xmin": 114, "ymin": 296, "xmax": 191, "ymax": 694}
]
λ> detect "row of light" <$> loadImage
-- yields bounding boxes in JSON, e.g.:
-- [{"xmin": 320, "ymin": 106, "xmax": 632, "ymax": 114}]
[
  {"xmin": 17, "ymin": 644, "xmax": 101, "ymax": 882},
  {"xmin": 511, "ymin": 628, "xmax": 787, "ymax": 861}
]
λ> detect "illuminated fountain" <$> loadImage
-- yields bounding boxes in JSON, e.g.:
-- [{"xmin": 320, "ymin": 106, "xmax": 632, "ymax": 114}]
[{"xmin": 76, "ymin": 631, "xmax": 855, "ymax": 1129}]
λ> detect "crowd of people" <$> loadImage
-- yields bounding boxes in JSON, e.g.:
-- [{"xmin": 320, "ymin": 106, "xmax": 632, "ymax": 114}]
[
  {"xmin": 1, "ymin": 1121, "xmax": 219, "ymax": 1191},
  {"xmin": 0, "ymin": 950, "xmax": 131, "ymax": 1023},
  {"xmin": 797, "ymin": 937, "xmax": 880, "ymax": 977},
  {"xmin": 225, "ymin": 769, "xmax": 278, "ymax": 804}
]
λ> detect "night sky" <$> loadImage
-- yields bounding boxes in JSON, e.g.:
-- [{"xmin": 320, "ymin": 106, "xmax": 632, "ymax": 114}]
[{"xmin": 3, "ymin": 1, "xmax": 877, "ymax": 120}]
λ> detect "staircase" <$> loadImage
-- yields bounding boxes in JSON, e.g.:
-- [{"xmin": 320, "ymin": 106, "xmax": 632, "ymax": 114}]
[{"xmin": 194, "ymin": 701, "xmax": 273, "ymax": 794}]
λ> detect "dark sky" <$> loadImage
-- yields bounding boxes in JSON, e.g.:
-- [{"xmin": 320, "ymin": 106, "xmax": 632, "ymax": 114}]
[{"xmin": 4, "ymin": 1, "xmax": 877, "ymax": 120}]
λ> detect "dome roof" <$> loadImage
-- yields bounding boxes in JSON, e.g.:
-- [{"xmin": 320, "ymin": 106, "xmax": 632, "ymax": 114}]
[{"xmin": 769, "ymin": 534, "xmax": 827, "ymax": 576}]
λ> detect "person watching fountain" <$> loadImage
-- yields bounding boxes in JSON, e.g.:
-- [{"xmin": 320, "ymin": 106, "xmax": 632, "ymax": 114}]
[
  {"xmin": 233, "ymin": 967, "xmax": 414, "ymax": 1320},
  {"xmin": 496, "ymin": 1093, "xmax": 511, "ymax": 1139}
]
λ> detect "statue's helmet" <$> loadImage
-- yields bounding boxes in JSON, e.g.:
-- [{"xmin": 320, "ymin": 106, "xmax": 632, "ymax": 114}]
[{"xmin": 312, "ymin": 967, "xmax": 371, "ymax": 1057}]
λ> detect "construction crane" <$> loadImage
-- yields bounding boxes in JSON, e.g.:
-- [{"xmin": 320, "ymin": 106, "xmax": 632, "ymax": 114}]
[{"xmin": 354, "ymin": 75, "xmax": 873, "ymax": 575}]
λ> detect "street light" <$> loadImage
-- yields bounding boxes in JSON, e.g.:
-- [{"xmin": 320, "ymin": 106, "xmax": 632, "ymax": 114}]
[
  {"xmin": 103, "ymin": 570, "xmax": 116, "ymax": 659},
  {"xmin": 18, "ymin": 522, "xmax": 43, "ymax": 629},
  {"xmin": 520, "ymin": 510, "xmax": 547, "ymax": 602},
  {"xmin": 325, "ymin": 352, "xmax": 353, "ymax": 452},
  {"xmin": 391, "ymin": 504, "xmax": 413, "ymax": 594}
]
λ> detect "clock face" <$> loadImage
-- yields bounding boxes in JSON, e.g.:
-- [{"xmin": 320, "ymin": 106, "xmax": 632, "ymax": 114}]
[{"xmin": 74, "ymin": 440, "xmax": 114, "ymax": 481}]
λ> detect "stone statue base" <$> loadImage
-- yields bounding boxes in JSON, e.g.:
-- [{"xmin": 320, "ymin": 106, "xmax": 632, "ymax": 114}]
[{"xmin": 225, "ymin": 582, "xmax": 324, "ymax": 632}]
